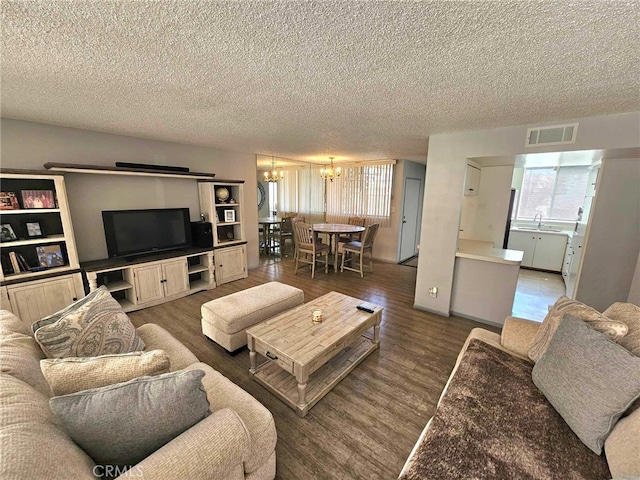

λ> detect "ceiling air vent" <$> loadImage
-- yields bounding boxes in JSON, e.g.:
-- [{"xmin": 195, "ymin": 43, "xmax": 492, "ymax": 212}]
[{"xmin": 526, "ymin": 123, "xmax": 578, "ymax": 147}]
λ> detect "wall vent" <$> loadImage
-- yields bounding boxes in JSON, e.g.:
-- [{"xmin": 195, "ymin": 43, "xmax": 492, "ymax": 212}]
[{"xmin": 525, "ymin": 123, "xmax": 578, "ymax": 147}]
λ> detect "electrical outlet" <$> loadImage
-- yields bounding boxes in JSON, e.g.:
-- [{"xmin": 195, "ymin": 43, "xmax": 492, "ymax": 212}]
[{"xmin": 428, "ymin": 286, "xmax": 438, "ymax": 298}]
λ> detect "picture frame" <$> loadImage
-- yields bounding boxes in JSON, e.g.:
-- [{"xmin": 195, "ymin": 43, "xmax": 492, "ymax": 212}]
[
  {"xmin": 23, "ymin": 220, "xmax": 46, "ymax": 239},
  {"xmin": 224, "ymin": 209, "xmax": 236, "ymax": 223},
  {"xmin": 0, "ymin": 192, "xmax": 20, "ymax": 210},
  {"xmin": 36, "ymin": 245, "xmax": 65, "ymax": 268},
  {"xmin": 0, "ymin": 224, "xmax": 18, "ymax": 242},
  {"xmin": 21, "ymin": 190, "xmax": 56, "ymax": 209}
]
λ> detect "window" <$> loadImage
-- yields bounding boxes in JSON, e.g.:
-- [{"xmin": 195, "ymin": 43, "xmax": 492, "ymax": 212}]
[
  {"xmin": 517, "ymin": 166, "xmax": 589, "ymax": 221},
  {"xmin": 277, "ymin": 166, "xmax": 325, "ymax": 222},
  {"xmin": 325, "ymin": 161, "xmax": 395, "ymax": 227}
]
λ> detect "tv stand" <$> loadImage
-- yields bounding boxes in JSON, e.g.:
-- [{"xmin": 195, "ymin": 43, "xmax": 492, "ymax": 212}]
[{"xmin": 82, "ymin": 247, "xmax": 215, "ymax": 312}]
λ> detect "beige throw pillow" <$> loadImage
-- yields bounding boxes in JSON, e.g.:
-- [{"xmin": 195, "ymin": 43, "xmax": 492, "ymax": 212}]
[
  {"xmin": 33, "ymin": 286, "xmax": 145, "ymax": 358},
  {"xmin": 528, "ymin": 296, "xmax": 628, "ymax": 362},
  {"xmin": 603, "ymin": 302, "xmax": 640, "ymax": 356},
  {"xmin": 40, "ymin": 349, "xmax": 170, "ymax": 396}
]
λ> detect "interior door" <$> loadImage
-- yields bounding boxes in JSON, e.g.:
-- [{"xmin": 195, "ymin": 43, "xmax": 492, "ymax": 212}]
[{"xmin": 399, "ymin": 177, "xmax": 422, "ymax": 262}]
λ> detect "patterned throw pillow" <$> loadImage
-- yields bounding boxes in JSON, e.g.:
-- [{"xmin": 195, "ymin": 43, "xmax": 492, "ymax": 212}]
[
  {"xmin": 603, "ymin": 302, "xmax": 640, "ymax": 356},
  {"xmin": 33, "ymin": 286, "xmax": 145, "ymax": 358},
  {"xmin": 40, "ymin": 350, "xmax": 170, "ymax": 396},
  {"xmin": 528, "ymin": 296, "xmax": 628, "ymax": 362}
]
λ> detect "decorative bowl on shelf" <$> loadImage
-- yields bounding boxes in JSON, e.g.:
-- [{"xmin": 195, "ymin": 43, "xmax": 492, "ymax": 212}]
[{"xmin": 215, "ymin": 187, "xmax": 230, "ymax": 203}]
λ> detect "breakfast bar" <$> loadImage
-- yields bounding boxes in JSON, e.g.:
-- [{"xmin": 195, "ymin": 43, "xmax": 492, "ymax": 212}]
[{"xmin": 450, "ymin": 239, "xmax": 524, "ymax": 326}]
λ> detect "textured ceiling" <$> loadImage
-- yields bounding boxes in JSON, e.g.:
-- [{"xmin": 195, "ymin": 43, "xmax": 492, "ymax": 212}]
[{"xmin": 2, "ymin": 1, "xmax": 639, "ymax": 163}]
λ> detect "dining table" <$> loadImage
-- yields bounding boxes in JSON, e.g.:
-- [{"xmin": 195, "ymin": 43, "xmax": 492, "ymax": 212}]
[
  {"xmin": 312, "ymin": 223, "xmax": 366, "ymax": 271},
  {"xmin": 258, "ymin": 216, "xmax": 282, "ymax": 255}
]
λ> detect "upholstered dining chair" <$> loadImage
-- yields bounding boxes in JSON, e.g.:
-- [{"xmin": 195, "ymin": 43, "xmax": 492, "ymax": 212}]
[
  {"xmin": 340, "ymin": 223, "xmax": 380, "ymax": 277},
  {"xmin": 293, "ymin": 222, "xmax": 329, "ymax": 279},
  {"xmin": 338, "ymin": 216, "xmax": 366, "ymax": 243}
]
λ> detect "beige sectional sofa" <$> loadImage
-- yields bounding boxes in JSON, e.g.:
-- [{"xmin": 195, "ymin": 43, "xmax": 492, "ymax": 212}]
[
  {"xmin": 399, "ymin": 316, "xmax": 639, "ymax": 480},
  {"xmin": 0, "ymin": 310, "xmax": 277, "ymax": 480}
]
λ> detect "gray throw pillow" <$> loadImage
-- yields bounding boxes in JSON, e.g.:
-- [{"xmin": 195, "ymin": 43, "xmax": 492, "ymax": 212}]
[
  {"xmin": 33, "ymin": 286, "xmax": 145, "ymax": 358},
  {"xmin": 49, "ymin": 369, "xmax": 209, "ymax": 468},
  {"xmin": 532, "ymin": 314, "xmax": 640, "ymax": 454}
]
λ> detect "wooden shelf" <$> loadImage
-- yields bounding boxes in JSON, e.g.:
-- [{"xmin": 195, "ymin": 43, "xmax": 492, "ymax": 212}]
[
  {"xmin": 0, "ymin": 208, "xmax": 60, "ymax": 215},
  {"xmin": 217, "ymin": 221, "xmax": 241, "ymax": 226},
  {"xmin": 0, "ymin": 235, "xmax": 65, "ymax": 248},
  {"xmin": 189, "ymin": 279, "xmax": 210, "ymax": 291},
  {"xmin": 188, "ymin": 264, "xmax": 209, "ymax": 274},
  {"xmin": 2, "ymin": 265, "xmax": 77, "ymax": 283},
  {"xmin": 44, "ymin": 162, "xmax": 216, "ymax": 180},
  {"xmin": 104, "ymin": 280, "xmax": 133, "ymax": 293}
]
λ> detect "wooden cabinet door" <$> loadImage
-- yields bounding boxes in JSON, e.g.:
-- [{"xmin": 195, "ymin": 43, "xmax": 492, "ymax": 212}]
[
  {"xmin": 464, "ymin": 165, "xmax": 481, "ymax": 195},
  {"xmin": 531, "ymin": 234, "xmax": 567, "ymax": 272},
  {"xmin": 162, "ymin": 259, "xmax": 189, "ymax": 297},
  {"xmin": 7, "ymin": 275, "xmax": 80, "ymax": 324},
  {"xmin": 215, "ymin": 246, "xmax": 247, "ymax": 285},
  {"xmin": 507, "ymin": 231, "xmax": 536, "ymax": 267},
  {"xmin": 133, "ymin": 264, "xmax": 164, "ymax": 305}
]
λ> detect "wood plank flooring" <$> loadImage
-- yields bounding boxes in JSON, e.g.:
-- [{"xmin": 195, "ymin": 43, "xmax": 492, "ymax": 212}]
[
  {"xmin": 128, "ymin": 257, "xmax": 500, "ymax": 480},
  {"xmin": 512, "ymin": 268, "xmax": 565, "ymax": 321}
]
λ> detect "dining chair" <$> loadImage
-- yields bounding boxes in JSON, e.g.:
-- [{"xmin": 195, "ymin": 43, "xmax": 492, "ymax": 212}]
[
  {"xmin": 340, "ymin": 223, "xmax": 380, "ymax": 277},
  {"xmin": 293, "ymin": 222, "xmax": 329, "ymax": 279},
  {"xmin": 338, "ymin": 216, "xmax": 366, "ymax": 243},
  {"xmin": 273, "ymin": 216, "xmax": 294, "ymax": 256}
]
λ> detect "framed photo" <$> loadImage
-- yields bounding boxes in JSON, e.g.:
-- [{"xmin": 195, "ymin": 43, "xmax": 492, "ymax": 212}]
[
  {"xmin": 0, "ymin": 224, "xmax": 18, "ymax": 242},
  {"xmin": 0, "ymin": 192, "xmax": 20, "ymax": 210},
  {"xmin": 36, "ymin": 245, "xmax": 65, "ymax": 268},
  {"xmin": 224, "ymin": 209, "xmax": 236, "ymax": 223},
  {"xmin": 21, "ymin": 190, "xmax": 56, "ymax": 209},
  {"xmin": 24, "ymin": 220, "xmax": 45, "ymax": 238}
]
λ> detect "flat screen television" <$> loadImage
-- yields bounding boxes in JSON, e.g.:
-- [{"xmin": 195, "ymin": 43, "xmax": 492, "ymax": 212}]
[{"xmin": 102, "ymin": 208, "xmax": 192, "ymax": 259}]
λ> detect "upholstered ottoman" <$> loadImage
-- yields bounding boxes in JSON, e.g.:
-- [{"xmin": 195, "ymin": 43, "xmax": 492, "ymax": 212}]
[{"xmin": 201, "ymin": 281, "xmax": 304, "ymax": 352}]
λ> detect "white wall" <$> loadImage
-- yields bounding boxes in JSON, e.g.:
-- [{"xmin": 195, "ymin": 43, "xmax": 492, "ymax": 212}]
[
  {"xmin": 415, "ymin": 111, "xmax": 640, "ymax": 316},
  {"xmin": 459, "ymin": 166, "xmax": 513, "ymax": 246},
  {"xmin": 628, "ymin": 252, "xmax": 640, "ymax": 305},
  {"xmin": 575, "ymin": 157, "xmax": 640, "ymax": 311},
  {"xmin": 0, "ymin": 119, "xmax": 261, "ymax": 266}
]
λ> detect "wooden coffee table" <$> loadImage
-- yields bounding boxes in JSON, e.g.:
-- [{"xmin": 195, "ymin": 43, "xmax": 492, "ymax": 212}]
[{"xmin": 246, "ymin": 291, "xmax": 382, "ymax": 417}]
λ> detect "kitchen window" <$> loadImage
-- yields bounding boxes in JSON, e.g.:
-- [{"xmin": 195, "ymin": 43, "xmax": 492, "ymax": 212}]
[{"xmin": 517, "ymin": 166, "xmax": 590, "ymax": 221}]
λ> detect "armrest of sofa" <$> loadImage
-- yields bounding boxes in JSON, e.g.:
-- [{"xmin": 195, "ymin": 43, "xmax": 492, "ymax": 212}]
[
  {"xmin": 605, "ymin": 405, "xmax": 640, "ymax": 478},
  {"xmin": 123, "ymin": 408, "xmax": 250, "ymax": 480},
  {"xmin": 500, "ymin": 316, "xmax": 540, "ymax": 361},
  {"xmin": 136, "ymin": 323, "xmax": 199, "ymax": 371}
]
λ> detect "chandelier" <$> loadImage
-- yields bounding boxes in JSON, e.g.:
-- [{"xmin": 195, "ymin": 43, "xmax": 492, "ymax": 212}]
[
  {"xmin": 320, "ymin": 157, "xmax": 341, "ymax": 181},
  {"xmin": 263, "ymin": 156, "xmax": 284, "ymax": 183}
]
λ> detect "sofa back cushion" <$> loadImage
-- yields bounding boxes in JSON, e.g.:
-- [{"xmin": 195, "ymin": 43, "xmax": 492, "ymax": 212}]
[
  {"xmin": 0, "ymin": 311, "xmax": 52, "ymax": 397},
  {"xmin": 0, "ymin": 373, "xmax": 96, "ymax": 480},
  {"xmin": 603, "ymin": 302, "xmax": 640, "ymax": 356}
]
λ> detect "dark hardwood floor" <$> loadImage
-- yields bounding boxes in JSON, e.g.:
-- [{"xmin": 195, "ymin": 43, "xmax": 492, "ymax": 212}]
[{"xmin": 128, "ymin": 256, "xmax": 500, "ymax": 479}]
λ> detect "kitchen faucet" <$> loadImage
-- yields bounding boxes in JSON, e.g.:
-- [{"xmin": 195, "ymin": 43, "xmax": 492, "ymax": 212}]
[{"xmin": 533, "ymin": 213, "xmax": 543, "ymax": 229}]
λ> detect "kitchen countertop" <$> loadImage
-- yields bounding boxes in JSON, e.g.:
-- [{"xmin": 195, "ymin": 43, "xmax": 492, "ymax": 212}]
[
  {"xmin": 456, "ymin": 239, "xmax": 524, "ymax": 266},
  {"xmin": 510, "ymin": 227, "xmax": 573, "ymax": 237}
]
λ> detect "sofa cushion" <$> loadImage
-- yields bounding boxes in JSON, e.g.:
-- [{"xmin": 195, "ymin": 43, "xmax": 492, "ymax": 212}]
[
  {"xmin": 33, "ymin": 286, "xmax": 145, "ymax": 358},
  {"xmin": 527, "ymin": 296, "xmax": 627, "ymax": 362},
  {"xmin": 185, "ymin": 362, "xmax": 277, "ymax": 474},
  {"xmin": 399, "ymin": 339, "xmax": 610, "ymax": 480},
  {"xmin": 41, "ymin": 349, "xmax": 170, "ymax": 396},
  {"xmin": 49, "ymin": 369, "xmax": 209, "ymax": 469},
  {"xmin": 0, "ymin": 309, "xmax": 32, "ymax": 336},
  {"xmin": 605, "ymin": 404, "xmax": 640, "ymax": 478},
  {"xmin": 532, "ymin": 315, "xmax": 640, "ymax": 454},
  {"xmin": 0, "ymin": 374, "xmax": 96, "ymax": 480},
  {"xmin": 603, "ymin": 302, "xmax": 640, "ymax": 356},
  {"xmin": 0, "ymin": 330, "xmax": 52, "ymax": 397}
]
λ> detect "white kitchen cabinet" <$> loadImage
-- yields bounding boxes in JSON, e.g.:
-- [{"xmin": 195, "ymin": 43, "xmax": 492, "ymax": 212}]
[
  {"xmin": 508, "ymin": 230, "xmax": 567, "ymax": 272},
  {"xmin": 464, "ymin": 164, "xmax": 481, "ymax": 196},
  {"xmin": 215, "ymin": 245, "xmax": 247, "ymax": 285}
]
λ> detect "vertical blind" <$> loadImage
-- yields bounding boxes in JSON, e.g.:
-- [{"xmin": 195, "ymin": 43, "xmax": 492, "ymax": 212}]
[
  {"xmin": 277, "ymin": 166, "xmax": 325, "ymax": 222},
  {"xmin": 325, "ymin": 161, "xmax": 395, "ymax": 227},
  {"xmin": 517, "ymin": 166, "xmax": 589, "ymax": 221}
]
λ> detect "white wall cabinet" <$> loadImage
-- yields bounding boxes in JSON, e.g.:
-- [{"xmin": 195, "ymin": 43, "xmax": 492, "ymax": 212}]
[
  {"xmin": 508, "ymin": 230, "xmax": 567, "ymax": 271},
  {"xmin": 464, "ymin": 164, "xmax": 481, "ymax": 196},
  {"xmin": 84, "ymin": 249, "xmax": 214, "ymax": 312},
  {"xmin": 215, "ymin": 245, "xmax": 247, "ymax": 285}
]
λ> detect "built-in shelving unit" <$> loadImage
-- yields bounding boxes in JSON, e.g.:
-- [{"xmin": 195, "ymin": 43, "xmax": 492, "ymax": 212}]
[
  {"xmin": 0, "ymin": 170, "xmax": 84, "ymax": 323},
  {"xmin": 44, "ymin": 162, "xmax": 217, "ymax": 180},
  {"xmin": 82, "ymin": 247, "xmax": 215, "ymax": 312},
  {"xmin": 198, "ymin": 180, "xmax": 248, "ymax": 285}
]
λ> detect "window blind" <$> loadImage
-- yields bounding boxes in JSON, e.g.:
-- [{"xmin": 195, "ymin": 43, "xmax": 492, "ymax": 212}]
[{"xmin": 325, "ymin": 161, "xmax": 395, "ymax": 227}]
